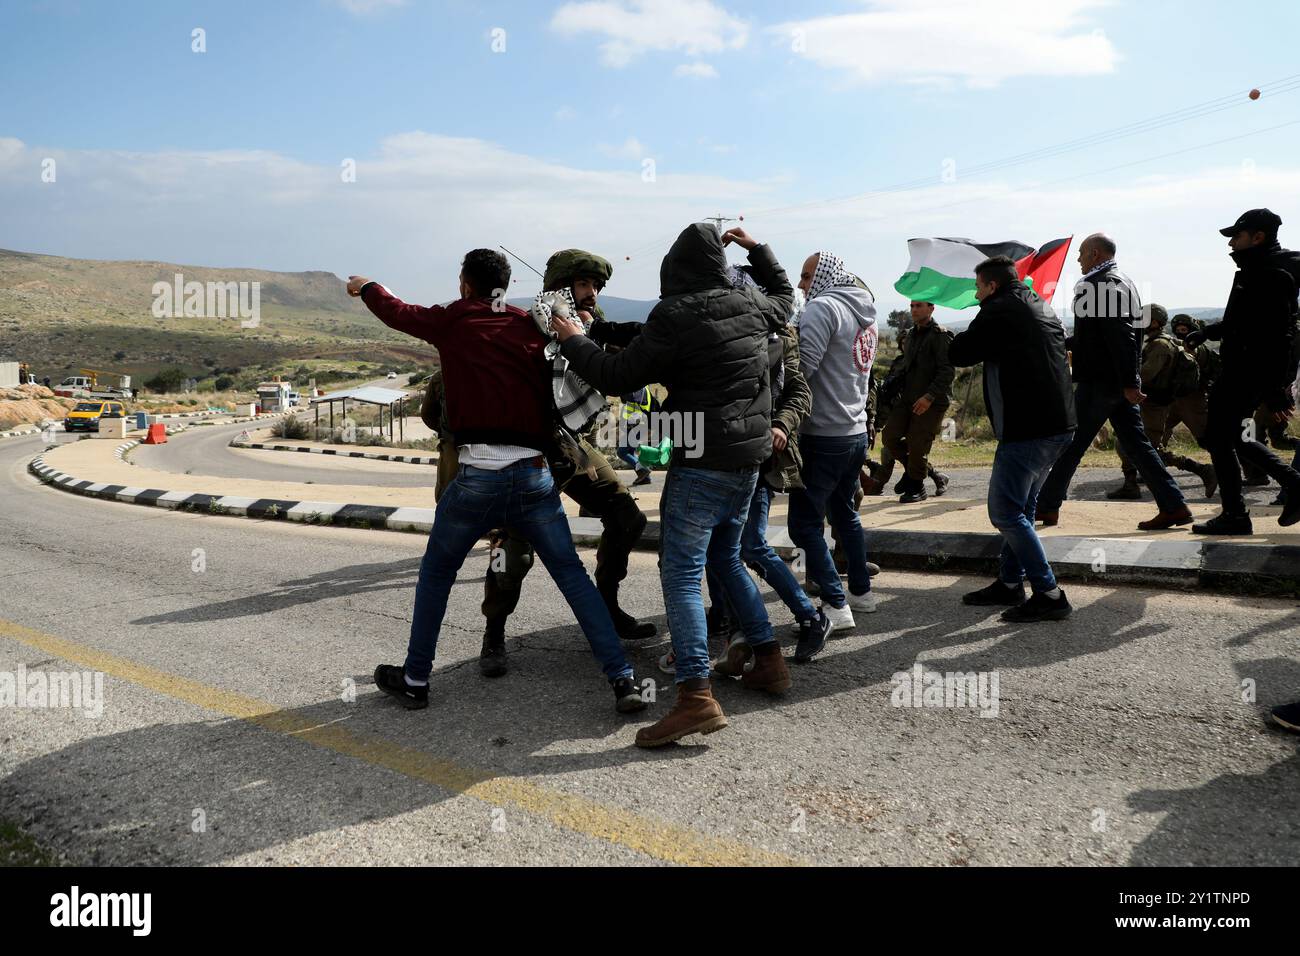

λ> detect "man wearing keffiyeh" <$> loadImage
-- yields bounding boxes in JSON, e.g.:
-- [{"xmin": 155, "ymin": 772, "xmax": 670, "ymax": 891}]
[
  {"xmin": 477, "ymin": 248, "xmax": 656, "ymax": 677},
  {"xmin": 789, "ymin": 250, "xmax": 880, "ymax": 635}
]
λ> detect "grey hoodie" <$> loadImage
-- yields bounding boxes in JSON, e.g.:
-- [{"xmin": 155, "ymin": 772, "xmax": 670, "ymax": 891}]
[{"xmin": 798, "ymin": 285, "xmax": 878, "ymax": 436}]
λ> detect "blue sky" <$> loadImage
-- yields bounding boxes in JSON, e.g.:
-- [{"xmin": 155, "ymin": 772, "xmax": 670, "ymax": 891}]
[{"xmin": 3, "ymin": 0, "xmax": 1299, "ymax": 315}]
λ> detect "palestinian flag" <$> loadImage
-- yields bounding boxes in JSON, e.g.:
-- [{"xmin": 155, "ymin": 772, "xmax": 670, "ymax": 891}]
[{"xmin": 894, "ymin": 237, "xmax": 1073, "ymax": 310}]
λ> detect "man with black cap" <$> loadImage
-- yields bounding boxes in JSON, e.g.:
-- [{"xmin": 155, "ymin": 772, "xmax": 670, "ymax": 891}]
[
  {"xmin": 1185, "ymin": 209, "xmax": 1300, "ymax": 534},
  {"xmin": 475, "ymin": 249, "xmax": 657, "ymax": 678}
]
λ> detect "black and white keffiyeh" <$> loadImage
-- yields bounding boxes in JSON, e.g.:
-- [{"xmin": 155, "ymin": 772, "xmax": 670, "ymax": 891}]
[
  {"xmin": 807, "ymin": 250, "xmax": 860, "ymax": 301},
  {"xmin": 532, "ymin": 289, "xmax": 607, "ymax": 433}
]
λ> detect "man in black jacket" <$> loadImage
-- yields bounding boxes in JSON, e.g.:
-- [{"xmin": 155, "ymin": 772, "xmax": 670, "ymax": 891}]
[
  {"xmin": 1186, "ymin": 209, "xmax": 1300, "ymax": 534},
  {"xmin": 1037, "ymin": 234, "xmax": 1192, "ymax": 530},
  {"xmin": 551, "ymin": 223, "xmax": 794, "ymax": 747},
  {"xmin": 950, "ymin": 256, "xmax": 1077, "ymax": 622}
]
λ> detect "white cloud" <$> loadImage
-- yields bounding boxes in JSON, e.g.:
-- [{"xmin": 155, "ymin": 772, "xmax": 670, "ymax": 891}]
[
  {"xmin": 774, "ymin": 0, "xmax": 1119, "ymax": 87},
  {"xmin": 597, "ymin": 136, "xmax": 648, "ymax": 159},
  {"xmin": 0, "ymin": 134, "xmax": 768, "ymax": 303},
  {"xmin": 551, "ymin": 0, "xmax": 748, "ymax": 68},
  {"xmin": 554, "ymin": 106, "xmax": 577, "ymax": 121},
  {"xmin": 0, "ymin": 134, "xmax": 1288, "ymax": 309},
  {"xmin": 675, "ymin": 62, "xmax": 719, "ymax": 79}
]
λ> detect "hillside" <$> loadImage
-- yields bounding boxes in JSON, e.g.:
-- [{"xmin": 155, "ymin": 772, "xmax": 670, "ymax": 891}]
[{"xmin": 0, "ymin": 248, "xmax": 431, "ymax": 390}]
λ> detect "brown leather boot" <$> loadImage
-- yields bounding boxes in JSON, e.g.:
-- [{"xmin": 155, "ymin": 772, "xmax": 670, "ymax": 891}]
[
  {"xmin": 741, "ymin": 641, "xmax": 792, "ymax": 694},
  {"xmin": 1137, "ymin": 505, "xmax": 1194, "ymax": 530},
  {"xmin": 634, "ymin": 678, "xmax": 727, "ymax": 748}
]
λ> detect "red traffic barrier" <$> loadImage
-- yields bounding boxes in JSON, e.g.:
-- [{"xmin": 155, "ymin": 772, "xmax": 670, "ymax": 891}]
[{"xmin": 141, "ymin": 422, "xmax": 168, "ymax": 444}]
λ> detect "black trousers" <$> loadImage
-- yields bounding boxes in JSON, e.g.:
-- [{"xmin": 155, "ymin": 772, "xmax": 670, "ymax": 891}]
[{"xmin": 1204, "ymin": 378, "xmax": 1300, "ymax": 515}]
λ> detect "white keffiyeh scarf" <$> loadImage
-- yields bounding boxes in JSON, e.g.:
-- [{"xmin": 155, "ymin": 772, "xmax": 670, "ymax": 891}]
[{"xmin": 532, "ymin": 289, "xmax": 607, "ymax": 433}]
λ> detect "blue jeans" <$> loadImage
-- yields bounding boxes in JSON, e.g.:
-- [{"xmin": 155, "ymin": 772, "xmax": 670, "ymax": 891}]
[
  {"xmin": 1039, "ymin": 382, "xmax": 1186, "ymax": 514},
  {"xmin": 660, "ymin": 466, "xmax": 774, "ymax": 682},
  {"xmin": 706, "ymin": 481, "xmax": 818, "ymax": 625},
  {"xmin": 616, "ymin": 446, "xmax": 642, "ymax": 471},
  {"xmin": 405, "ymin": 461, "xmax": 632, "ymax": 683},
  {"xmin": 989, "ymin": 432, "xmax": 1073, "ymax": 593},
  {"xmin": 788, "ymin": 432, "xmax": 872, "ymax": 608}
]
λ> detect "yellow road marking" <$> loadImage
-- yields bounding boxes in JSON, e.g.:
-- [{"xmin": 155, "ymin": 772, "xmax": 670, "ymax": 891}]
[{"xmin": 0, "ymin": 618, "xmax": 796, "ymax": 866}]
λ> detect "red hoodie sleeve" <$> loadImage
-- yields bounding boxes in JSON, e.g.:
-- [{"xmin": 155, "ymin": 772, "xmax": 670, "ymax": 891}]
[{"xmin": 359, "ymin": 282, "xmax": 450, "ymax": 346}]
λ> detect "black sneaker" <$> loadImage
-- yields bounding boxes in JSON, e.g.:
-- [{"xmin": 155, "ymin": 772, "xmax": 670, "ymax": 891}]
[
  {"xmin": 374, "ymin": 664, "xmax": 428, "ymax": 709},
  {"xmin": 479, "ymin": 626, "xmax": 507, "ymax": 678},
  {"xmin": 1280, "ymin": 487, "xmax": 1300, "ymax": 527},
  {"xmin": 633, "ymin": 469, "xmax": 652, "ymax": 487},
  {"xmin": 962, "ymin": 580, "xmax": 1026, "ymax": 607},
  {"xmin": 793, "ymin": 609, "xmax": 833, "ymax": 664},
  {"xmin": 1001, "ymin": 589, "xmax": 1072, "ymax": 623},
  {"xmin": 1270, "ymin": 701, "xmax": 1300, "ymax": 733},
  {"xmin": 612, "ymin": 675, "xmax": 649, "ymax": 713},
  {"xmin": 899, "ymin": 488, "xmax": 928, "ymax": 504},
  {"xmin": 1192, "ymin": 511, "xmax": 1253, "ymax": 535}
]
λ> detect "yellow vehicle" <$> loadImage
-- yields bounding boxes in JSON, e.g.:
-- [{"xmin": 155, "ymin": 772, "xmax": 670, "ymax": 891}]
[{"xmin": 63, "ymin": 400, "xmax": 126, "ymax": 432}]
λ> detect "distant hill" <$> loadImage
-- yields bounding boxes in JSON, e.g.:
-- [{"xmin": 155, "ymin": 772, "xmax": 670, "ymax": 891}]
[
  {"xmin": 0, "ymin": 247, "xmax": 426, "ymax": 388},
  {"xmin": 508, "ymin": 295, "xmax": 653, "ymax": 323}
]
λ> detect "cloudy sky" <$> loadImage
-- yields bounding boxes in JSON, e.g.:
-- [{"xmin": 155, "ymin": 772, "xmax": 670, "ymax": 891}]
[{"xmin": 2, "ymin": 0, "xmax": 1299, "ymax": 318}]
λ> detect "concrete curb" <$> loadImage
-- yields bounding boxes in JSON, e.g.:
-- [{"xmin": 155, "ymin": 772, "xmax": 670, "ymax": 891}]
[
  {"xmin": 228, "ymin": 437, "xmax": 436, "ymax": 465},
  {"xmin": 26, "ymin": 445, "xmax": 1300, "ymax": 594}
]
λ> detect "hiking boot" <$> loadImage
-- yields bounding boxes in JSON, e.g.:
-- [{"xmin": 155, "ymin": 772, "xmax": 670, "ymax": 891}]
[
  {"xmin": 741, "ymin": 641, "xmax": 792, "ymax": 693},
  {"xmin": 894, "ymin": 475, "xmax": 921, "ymax": 495},
  {"xmin": 793, "ymin": 610, "xmax": 833, "ymax": 664},
  {"xmin": 373, "ymin": 664, "xmax": 429, "ymax": 710},
  {"xmin": 1137, "ymin": 505, "xmax": 1194, "ymax": 531},
  {"xmin": 962, "ymin": 579, "xmax": 1027, "ymax": 607},
  {"xmin": 1037, "ymin": 511, "xmax": 1059, "ymax": 527},
  {"xmin": 600, "ymin": 584, "xmax": 657, "ymax": 642},
  {"xmin": 1270, "ymin": 701, "xmax": 1300, "ymax": 734},
  {"xmin": 860, "ymin": 475, "xmax": 886, "ymax": 496},
  {"xmin": 711, "ymin": 634, "xmax": 753, "ymax": 678},
  {"xmin": 1106, "ymin": 477, "xmax": 1142, "ymax": 500},
  {"xmin": 1001, "ymin": 589, "xmax": 1072, "ymax": 623},
  {"xmin": 479, "ymin": 620, "xmax": 507, "ymax": 678},
  {"xmin": 1192, "ymin": 511, "xmax": 1253, "ymax": 535},
  {"xmin": 931, "ymin": 471, "xmax": 950, "ymax": 497},
  {"xmin": 900, "ymin": 487, "xmax": 928, "ymax": 504},
  {"xmin": 612, "ymin": 675, "xmax": 648, "ymax": 714},
  {"xmin": 634, "ymin": 678, "xmax": 727, "ymax": 747}
]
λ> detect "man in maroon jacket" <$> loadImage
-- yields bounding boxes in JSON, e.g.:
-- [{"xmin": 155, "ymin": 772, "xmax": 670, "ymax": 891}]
[{"xmin": 346, "ymin": 249, "xmax": 647, "ymax": 715}]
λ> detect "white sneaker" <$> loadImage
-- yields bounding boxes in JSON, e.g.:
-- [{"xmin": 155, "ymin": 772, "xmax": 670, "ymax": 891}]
[
  {"xmin": 847, "ymin": 590, "xmax": 878, "ymax": 613},
  {"xmin": 822, "ymin": 603, "xmax": 857, "ymax": 632}
]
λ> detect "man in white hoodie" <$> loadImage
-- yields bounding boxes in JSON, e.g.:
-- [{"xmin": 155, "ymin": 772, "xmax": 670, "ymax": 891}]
[{"xmin": 789, "ymin": 251, "xmax": 880, "ymax": 632}]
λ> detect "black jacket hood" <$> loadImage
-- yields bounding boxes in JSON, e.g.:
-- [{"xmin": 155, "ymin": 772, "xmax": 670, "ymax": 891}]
[{"xmin": 659, "ymin": 223, "xmax": 730, "ymax": 298}]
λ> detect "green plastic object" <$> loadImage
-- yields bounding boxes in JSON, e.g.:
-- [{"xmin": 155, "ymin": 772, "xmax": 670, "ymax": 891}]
[{"xmin": 638, "ymin": 436, "xmax": 673, "ymax": 467}]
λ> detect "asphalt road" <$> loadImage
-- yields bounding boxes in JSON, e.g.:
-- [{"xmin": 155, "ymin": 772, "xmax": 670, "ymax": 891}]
[{"xmin": 3, "ymin": 430, "xmax": 1299, "ymax": 865}]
